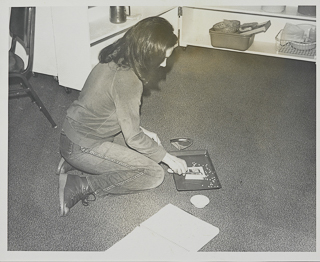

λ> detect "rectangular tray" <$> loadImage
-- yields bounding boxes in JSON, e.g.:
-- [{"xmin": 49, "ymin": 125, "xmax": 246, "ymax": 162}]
[
  {"xmin": 170, "ymin": 149, "xmax": 221, "ymax": 191},
  {"xmin": 209, "ymin": 29, "xmax": 255, "ymax": 51}
]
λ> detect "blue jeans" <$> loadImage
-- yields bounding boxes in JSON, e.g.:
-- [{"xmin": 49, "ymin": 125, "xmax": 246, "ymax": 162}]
[{"xmin": 59, "ymin": 132, "xmax": 165, "ymax": 197}]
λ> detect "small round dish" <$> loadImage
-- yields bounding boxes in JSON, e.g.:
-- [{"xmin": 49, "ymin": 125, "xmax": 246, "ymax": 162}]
[
  {"xmin": 170, "ymin": 138, "xmax": 193, "ymax": 150},
  {"xmin": 190, "ymin": 195, "xmax": 210, "ymax": 208},
  {"xmin": 290, "ymin": 41, "xmax": 316, "ymax": 51}
]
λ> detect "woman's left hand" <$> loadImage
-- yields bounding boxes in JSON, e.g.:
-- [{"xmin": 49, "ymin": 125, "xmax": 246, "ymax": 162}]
[{"xmin": 140, "ymin": 126, "xmax": 162, "ymax": 146}]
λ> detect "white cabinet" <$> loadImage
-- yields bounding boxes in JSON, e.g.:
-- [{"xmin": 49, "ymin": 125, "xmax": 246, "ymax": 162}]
[
  {"xmin": 11, "ymin": 7, "xmax": 58, "ymax": 77},
  {"xmin": 33, "ymin": 7, "xmax": 58, "ymax": 77},
  {"xmin": 51, "ymin": 6, "xmax": 92, "ymax": 90},
  {"xmin": 37, "ymin": 6, "xmax": 177, "ymax": 91},
  {"xmin": 32, "ymin": 6, "xmax": 316, "ymax": 91},
  {"xmin": 179, "ymin": 6, "xmax": 316, "ymax": 62},
  {"xmin": 88, "ymin": 6, "xmax": 179, "ymax": 68}
]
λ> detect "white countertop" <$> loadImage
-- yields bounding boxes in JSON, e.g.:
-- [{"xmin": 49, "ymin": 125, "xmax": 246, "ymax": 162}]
[{"xmin": 88, "ymin": 6, "xmax": 176, "ymax": 45}]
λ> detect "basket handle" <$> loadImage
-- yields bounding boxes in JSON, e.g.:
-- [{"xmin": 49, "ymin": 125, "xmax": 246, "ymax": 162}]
[{"xmin": 275, "ymin": 29, "xmax": 290, "ymax": 47}]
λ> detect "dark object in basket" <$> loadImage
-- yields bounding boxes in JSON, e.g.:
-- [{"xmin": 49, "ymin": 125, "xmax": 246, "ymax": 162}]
[
  {"xmin": 212, "ymin": 19, "xmax": 240, "ymax": 33},
  {"xmin": 170, "ymin": 149, "xmax": 221, "ymax": 191},
  {"xmin": 209, "ymin": 29, "xmax": 255, "ymax": 51}
]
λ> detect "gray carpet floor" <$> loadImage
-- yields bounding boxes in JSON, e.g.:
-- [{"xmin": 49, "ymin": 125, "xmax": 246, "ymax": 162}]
[{"xmin": 8, "ymin": 46, "xmax": 316, "ymax": 253}]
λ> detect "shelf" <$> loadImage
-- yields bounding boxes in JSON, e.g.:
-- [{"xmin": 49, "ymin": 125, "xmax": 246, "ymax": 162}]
[
  {"xmin": 88, "ymin": 6, "xmax": 176, "ymax": 46},
  {"xmin": 181, "ymin": 40, "xmax": 316, "ymax": 62},
  {"xmin": 181, "ymin": 29, "xmax": 316, "ymax": 62},
  {"xmin": 185, "ymin": 6, "xmax": 316, "ymax": 21},
  {"xmin": 180, "ymin": 6, "xmax": 316, "ymax": 62}
]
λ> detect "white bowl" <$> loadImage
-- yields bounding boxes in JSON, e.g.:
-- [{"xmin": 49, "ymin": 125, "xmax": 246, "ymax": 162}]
[
  {"xmin": 290, "ymin": 41, "xmax": 316, "ymax": 51},
  {"xmin": 190, "ymin": 195, "xmax": 210, "ymax": 208},
  {"xmin": 289, "ymin": 24, "xmax": 316, "ymax": 51}
]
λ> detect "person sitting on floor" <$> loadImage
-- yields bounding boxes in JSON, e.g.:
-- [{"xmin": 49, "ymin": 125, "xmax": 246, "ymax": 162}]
[{"xmin": 57, "ymin": 16, "xmax": 188, "ymax": 216}]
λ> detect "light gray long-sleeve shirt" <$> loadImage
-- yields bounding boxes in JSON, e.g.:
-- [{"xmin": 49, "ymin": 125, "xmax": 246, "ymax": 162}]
[{"xmin": 62, "ymin": 61, "xmax": 166, "ymax": 163}]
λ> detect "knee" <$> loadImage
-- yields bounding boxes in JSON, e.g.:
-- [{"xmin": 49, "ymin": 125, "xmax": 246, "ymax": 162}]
[
  {"xmin": 146, "ymin": 164, "xmax": 165, "ymax": 189},
  {"xmin": 153, "ymin": 165, "xmax": 165, "ymax": 187}
]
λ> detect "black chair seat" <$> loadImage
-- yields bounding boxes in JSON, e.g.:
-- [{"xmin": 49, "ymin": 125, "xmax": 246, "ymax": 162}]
[{"xmin": 9, "ymin": 51, "xmax": 24, "ymax": 73}]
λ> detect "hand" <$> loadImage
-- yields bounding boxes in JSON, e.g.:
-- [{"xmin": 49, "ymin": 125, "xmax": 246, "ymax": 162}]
[
  {"xmin": 140, "ymin": 126, "xmax": 162, "ymax": 146},
  {"xmin": 162, "ymin": 153, "xmax": 188, "ymax": 175}
]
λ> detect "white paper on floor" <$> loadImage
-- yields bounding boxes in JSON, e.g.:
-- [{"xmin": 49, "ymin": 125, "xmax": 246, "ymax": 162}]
[{"xmin": 105, "ymin": 203, "xmax": 219, "ymax": 256}]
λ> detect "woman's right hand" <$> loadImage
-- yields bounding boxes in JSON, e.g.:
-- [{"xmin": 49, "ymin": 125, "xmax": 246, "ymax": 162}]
[{"xmin": 162, "ymin": 153, "xmax": 188, "ymax": 175}]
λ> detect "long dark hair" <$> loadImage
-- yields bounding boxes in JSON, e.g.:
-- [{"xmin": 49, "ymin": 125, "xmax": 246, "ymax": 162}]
[{"xmin": 99, "ymin": 16, "xmax": 177, "ymax": 84}]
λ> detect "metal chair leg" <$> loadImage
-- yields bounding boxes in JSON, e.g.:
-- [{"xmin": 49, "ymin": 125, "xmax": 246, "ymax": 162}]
[{"xmin": 17, "ymin": 74, "xmax": 57, "ymax": 128}]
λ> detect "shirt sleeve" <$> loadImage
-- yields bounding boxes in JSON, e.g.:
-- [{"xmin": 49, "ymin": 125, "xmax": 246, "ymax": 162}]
[{"xmin": 112, "ymin": 70, "xmax": 167, "ymax": 163}]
